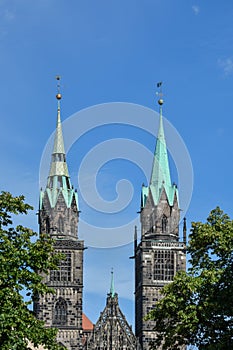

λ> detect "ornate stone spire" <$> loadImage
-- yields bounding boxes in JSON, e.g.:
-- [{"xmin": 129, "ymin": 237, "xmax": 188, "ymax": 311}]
[{"xmin": 86, "ymin": 271, "xmax": 137, "ymax": 349}]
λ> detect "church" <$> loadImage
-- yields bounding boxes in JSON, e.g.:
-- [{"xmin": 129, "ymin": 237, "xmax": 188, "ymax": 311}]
[{"xmin": 33, "ymin": 86, "xmax": 186, "ymax": 350}]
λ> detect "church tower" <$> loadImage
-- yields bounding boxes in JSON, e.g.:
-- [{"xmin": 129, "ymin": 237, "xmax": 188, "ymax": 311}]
[
  {"xmin": 34, "ymin": 80, "xmax": 84, "ymax": 350},
  {"xmin": 134, "ymin": 95, "xmax": 186, "ymax": 349}
]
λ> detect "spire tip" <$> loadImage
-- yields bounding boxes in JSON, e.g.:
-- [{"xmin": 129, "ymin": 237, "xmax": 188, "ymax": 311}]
[
  {"xmin": 110, "ymin": 268, "xmax": 115, "ymax": 298},
  {"xmin": 156, "ymin": 81, "xmax": 164, "ymax": 107},
  {"xmin": 56, "ymin": 75, "xmax": 62, "ymax": 101}
]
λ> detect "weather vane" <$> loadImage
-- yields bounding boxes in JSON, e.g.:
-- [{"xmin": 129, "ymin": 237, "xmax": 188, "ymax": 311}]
[
  {"xmin": 56, "ymin": 75, "xmax": 62, "ymax": 101},
  {"xmin": 156, "ymin": 81, "xmax": 164, "ymax": 106}
]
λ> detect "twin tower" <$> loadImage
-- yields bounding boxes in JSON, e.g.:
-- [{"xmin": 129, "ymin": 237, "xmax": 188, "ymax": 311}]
[{"xmin": 34, "ymin": 92, "xmax": 186, "ymax": 350}]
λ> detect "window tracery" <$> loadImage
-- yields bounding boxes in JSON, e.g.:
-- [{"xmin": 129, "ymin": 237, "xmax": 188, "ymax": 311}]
[{"xmin": 53, "ymin": 298, "xmax": 67, "ymax": 325}]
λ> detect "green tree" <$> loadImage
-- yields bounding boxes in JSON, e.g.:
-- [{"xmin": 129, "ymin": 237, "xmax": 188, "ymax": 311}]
[
  {"xmin": 146, "ymin": 207, "xmax": 233, "ymax": 350},
  {"xmin": 0, "ymin": 191, "xmax": 65, "ymax": 350}
]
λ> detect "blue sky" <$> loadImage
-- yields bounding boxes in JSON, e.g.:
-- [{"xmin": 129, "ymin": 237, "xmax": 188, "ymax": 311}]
[{"xmin": 1, "ymin": 0, "xmax": 233, "ymax": 329}]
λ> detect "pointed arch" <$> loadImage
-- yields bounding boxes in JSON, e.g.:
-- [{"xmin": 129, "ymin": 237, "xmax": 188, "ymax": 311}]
[
  {"xmin": 71, "ymin": 218, "xmax": 76, "ymax": 235},
  {"xmin": 162, "ymin": 214, "xmax": 168, "ymax": 233},
  {"xmin": 53, "ymin": 297, "xmax": 67, "ymax": 325},
  {"xmin": 45, "ymin": 216, "xmax": 50, "ymax": 234},
  {"xmin": 58, "ymin": 215, "xmax": 64, "ymax": 233}
]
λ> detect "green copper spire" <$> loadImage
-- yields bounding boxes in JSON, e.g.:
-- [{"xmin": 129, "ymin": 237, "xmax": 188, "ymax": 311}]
[
  {"xmin": 52, "ymin": 103, "xmax": 66, "ymax": 155},
  {"xmin": 150, "ymin": 103, "xmax": 172, "ymax": 192},
  {"xmin": 110, "ymin": 269, "xmax": 115, "ymax": 298},
  {"xmin": 48, "ymin": 103, "xmax": 69, "ymax": 179},
  {"xmin": 39, "ymin": 77, "xmax": 79, "ymax": 210},
  {"xmin": 141, "ymin": 94, "xmax": 178, "ymax": 208}
]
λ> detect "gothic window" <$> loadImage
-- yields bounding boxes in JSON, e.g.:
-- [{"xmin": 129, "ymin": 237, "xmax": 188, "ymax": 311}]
[
  {"xmin": 162, "ymin": 215, "xmax": 168, "ymax": 233},
  {"xmin": 58, "ymin": 216, "xmax": 64, "ymax": 233},
  {"xmin": 154, "ymin": 250, "xmax": 174, "ymax": 281},
  {"xmin": 45, "ymin": 217, "xmax": 50, "ymax": 234},
  {"xmin": 135, "ymin": 254, "xmax": 141, "ymax": 287},
  {"xmin": 154, "ymin": 251, "xmax": 164, "ymax": 280},
  {"xmin": 53, "ymin": 298, "xmax": 67, "ymax": 325},
  {"xmin": 71, "ymin": 218, "xmax": 76, "ymax": 235},
  {"xmin": 50, "ymin": 252, "xmax": 72, "ymax": 282},
  {"xmin": 164, "ymin": 250, "xmax": 175, "ymax": 281},
  {"xmin": 145, "ymin": 259, "xmax": 152, "ymax": 279}
]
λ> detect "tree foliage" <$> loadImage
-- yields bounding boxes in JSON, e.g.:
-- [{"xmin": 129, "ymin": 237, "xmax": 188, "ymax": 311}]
[
  {"xmin": 0, "ymin": 191, "xmax": 65, "ymax": 350},
  {"xmin": 146, "ymin": 207, "xmax": 233, "ymax": 349}
]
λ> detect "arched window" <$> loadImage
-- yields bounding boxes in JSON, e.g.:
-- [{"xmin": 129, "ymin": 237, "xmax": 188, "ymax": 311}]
[
  {"xmin": 58, "ymin": 216, "xmax": 64, "ymax": 233},
  {"xmin": 53, "ymin": 298, "xmax": 67, "ymax": 325},
  {"xmin": 71, "ymin": 218, "xmax": 76, "ymax": 235},
  {"xmin": 45, "ymin": 217, "xmax": 50, "ymax": 234},
  {"xmin": 162, "ymin": 215, "xmax": 167, "ymax": 233}
]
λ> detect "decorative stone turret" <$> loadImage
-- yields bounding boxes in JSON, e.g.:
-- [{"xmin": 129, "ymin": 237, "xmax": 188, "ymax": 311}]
[{"xmin": 86, "ymin": 271, "xmax": 138, "ymax": 350}]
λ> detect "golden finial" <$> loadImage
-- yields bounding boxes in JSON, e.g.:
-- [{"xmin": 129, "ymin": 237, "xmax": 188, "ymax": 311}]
[
  {"xmin": 56, "ymin": 75, "xmax": 62, "ymax": 100},
  {"xmin": 156, "ymin": 81, "xmax": 164, "ymax": 106}
]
